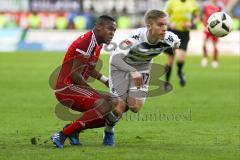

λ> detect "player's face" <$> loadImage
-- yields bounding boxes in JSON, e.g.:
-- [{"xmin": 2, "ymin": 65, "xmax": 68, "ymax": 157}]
[
  {"xmin": 149, "ymin": 17, "xmax": 167, "ymax": 40},
  {"xmin": 100, "ymin": 22, "xmax": 117, "ymax": 44}
]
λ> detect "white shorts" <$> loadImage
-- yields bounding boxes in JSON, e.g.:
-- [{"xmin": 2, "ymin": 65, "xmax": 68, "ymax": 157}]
[{"xmin": 109, "ymin": 63, "xmax": 151, "ymax": 102}]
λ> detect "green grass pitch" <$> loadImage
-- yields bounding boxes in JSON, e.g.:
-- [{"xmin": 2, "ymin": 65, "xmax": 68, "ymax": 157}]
[{"xmin": 0, "ymin": 52, "xmax": 239, "ymax": 160}]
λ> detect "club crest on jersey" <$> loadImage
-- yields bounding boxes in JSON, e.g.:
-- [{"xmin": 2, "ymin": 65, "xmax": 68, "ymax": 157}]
[{"xmin": 120, "ymin": 40, "xmax": 133, "ymax": 49}]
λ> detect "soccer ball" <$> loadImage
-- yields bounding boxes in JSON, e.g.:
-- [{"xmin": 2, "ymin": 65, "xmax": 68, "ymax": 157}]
[{"xmin": 207, "ymin": 12, "xmax": 233, "ymax": 37}]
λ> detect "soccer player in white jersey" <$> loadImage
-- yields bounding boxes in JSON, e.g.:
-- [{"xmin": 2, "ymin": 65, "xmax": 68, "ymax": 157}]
[{"xmin": 102, "ymin": 10, "xmax": 181, "ymax": 146}]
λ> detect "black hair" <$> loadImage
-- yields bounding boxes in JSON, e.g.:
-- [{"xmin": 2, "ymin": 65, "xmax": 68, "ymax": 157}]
[{"xmin": 95, "ymin": 15, "xmax": 115, "ymax": 25}]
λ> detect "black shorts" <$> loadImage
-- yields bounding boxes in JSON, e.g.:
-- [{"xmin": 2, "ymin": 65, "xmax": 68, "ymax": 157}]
[{"xmin": 165, "ymin": 29, "xmax": 190, "ymax": 55}]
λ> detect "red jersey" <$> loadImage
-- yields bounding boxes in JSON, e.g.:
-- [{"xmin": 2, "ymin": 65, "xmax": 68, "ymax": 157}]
[
  {"xmin": 203, "ymin": 2, "xmax": 222, "ymax": 27},
  {"xmin": 56, "ymin": 30, "xmax": 102, "ymax": 89}
]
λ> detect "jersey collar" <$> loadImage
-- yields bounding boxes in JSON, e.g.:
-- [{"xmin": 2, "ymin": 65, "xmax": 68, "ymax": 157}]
[{"xmin": 92, "ymin": 30, "xmax": 100, "ymax": 46}]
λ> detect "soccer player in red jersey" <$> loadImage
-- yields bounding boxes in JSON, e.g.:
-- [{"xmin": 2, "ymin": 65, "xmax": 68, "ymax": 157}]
[
  {"xmin": 50, "ymin": 15, "xmax": 116, "ymax": 148},
  {"xmin": 201, "ymin": 0, "xmax": 223, "ymax": 68}
]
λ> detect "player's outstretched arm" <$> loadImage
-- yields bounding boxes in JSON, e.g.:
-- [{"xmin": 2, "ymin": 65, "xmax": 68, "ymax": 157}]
[
  {"xmin": 110, "ymin": 53, "xmax": 136, "ymax": 72},
  {"xmin": 111, "ymin": 53, "xmax": 143, "ymax": 88}
]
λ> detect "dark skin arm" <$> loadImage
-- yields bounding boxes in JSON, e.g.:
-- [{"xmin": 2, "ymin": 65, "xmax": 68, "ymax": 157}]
[
  {"xmin": 87, "ymin": 65, "xmax": 102, "ymax": 80},
  {"xmin": 71, "ymin": 61, "xmax": 111, "ymax": 101},
  {"xmin": 87, "ymin": 64, "xmax": 109, "ymax": 87},
  {"xmin": 71, "ymin": 57, "xmax": 109, "ymax": 89}
]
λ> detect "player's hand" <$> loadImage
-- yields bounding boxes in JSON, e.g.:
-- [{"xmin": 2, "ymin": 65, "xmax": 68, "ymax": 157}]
[
  {"xmin": 169, "ymin": 22, "xmax": 176, "ymax": 30},
  {"xmin": 183, "ymin": 22, "xmax": 192, "ymax": 29},
  {"xmin": 173, "ymin": 38, "xmax": 181, "ymax": 49},
  {"xmin": 130, "ymin": 71, "xmax": 143, "ymax": 89}
]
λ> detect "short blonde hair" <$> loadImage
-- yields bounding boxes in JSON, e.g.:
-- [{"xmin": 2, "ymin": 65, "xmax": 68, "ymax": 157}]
[{"xmin": 144, "ymin": 10, "xmax": 167, "ymax": 24}]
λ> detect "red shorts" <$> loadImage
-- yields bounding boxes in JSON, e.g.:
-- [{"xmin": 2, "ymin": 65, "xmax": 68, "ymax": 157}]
[
  {"xmin": 55, "ymin": 84, "xmax": 102, "ymax": 112},
  {"xmin": 204, "ymin": 31, "xmax": 218, "ymax": 43}
]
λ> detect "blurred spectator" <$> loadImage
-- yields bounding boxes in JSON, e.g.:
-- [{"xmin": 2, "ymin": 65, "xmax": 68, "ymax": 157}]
[
  {"xmin": 55, "ymin": 13, "xmax": 68, "ymax": 30},
  {"xmin": 117, "ymin": 7, "xmax": 131, "ymax": 29},
  {"xmin": 40, "ymin": 12, "xmax": 56, "ymax": 29},
  {"xmin": 73, "ymin": 14, "xmax": 87, "ymax": 30},
  {"xmin": 0, "ymin": 12, "xmax": 7, "ymax": 28},
  {"xmin": 232, "ymin": 1, "xmax": 240, "ymax": 30},
  {"xmin": 18, "ymin": 12, "xmax": 29, "ymax": 29},
  {"xmin": 4, "ymin": 13, "xmax": 18, "ymax": 28},
  {"xmin": 232, "ymin": 17, "xmax": 240, "ymax": 30},
  {"xmin": 110, "ymin": 6, "xmax": 118, "ymax": 20},
  {"xmin": 233, "ymin": 2, "xmax": 240, "ymax": 18},
  {"xmin": 0, "ymin": 0, "xmax": 238, "ymax": 30},
  {"xmin": 85, "ymin": 5, "xmax": 97, "ymax": 29},
  {"xmin": 67, "ymin": 12, "xmax": 77, "ymax": 29},
  {"xmin": 28, "ymin": 11, "xmax": 41, "ymax": 29}
]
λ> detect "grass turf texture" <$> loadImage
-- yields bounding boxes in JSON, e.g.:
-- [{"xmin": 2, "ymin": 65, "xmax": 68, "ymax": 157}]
[{"xmin": 0, "ymin": 52, "xmax": 239, "ymax": 160}]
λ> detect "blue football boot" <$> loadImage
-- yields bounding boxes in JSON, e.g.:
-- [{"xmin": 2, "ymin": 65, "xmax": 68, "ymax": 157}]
[
  {"xmin": 50, "ymin": 131, "xmax": 67, "ymax": 148},
  {"xmin": 103, "ymin": 130, "xmax": 115, "ymax": 146}
]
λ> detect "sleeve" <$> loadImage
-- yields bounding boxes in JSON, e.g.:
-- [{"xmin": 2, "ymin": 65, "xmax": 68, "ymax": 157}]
[
  {"xmin": 110, "ymin": 53, "xmax": 137, "ymax": 72},
  {"xmin": 70, "ymin": 34, "xmax": 94, "ymax": 58},
  {"xmin": 110, "ymin": 39, "xmax": 137, "ymax": 72},
  {"xmin": 165, "ymin": 31, "xmax": 181, "ymax": 49}
]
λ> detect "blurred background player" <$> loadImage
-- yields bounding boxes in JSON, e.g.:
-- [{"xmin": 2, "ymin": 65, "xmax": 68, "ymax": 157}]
[
  {"xmin": 201, "ymin": 0, "xmax": 223, "ymax": 68},
  {"xmin": 164, "ymin": 0, "xmax": 199, "ymax": 87},
  {"xmin": 51, "ymin": 15, "xmax": 116, "ymax": 148},
  {"xmin": 102, "ymin": 10, "xmax": 180, "ymax": 146}
]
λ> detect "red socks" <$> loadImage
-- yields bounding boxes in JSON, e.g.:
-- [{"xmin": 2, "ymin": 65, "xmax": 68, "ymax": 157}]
[{"xmin": 63, "ymin": 108, "xmax": 105, "ymax": 135}]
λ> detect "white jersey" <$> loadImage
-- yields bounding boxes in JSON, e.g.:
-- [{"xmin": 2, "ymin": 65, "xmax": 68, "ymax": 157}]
[{"xmin": 111, "ymin": 27, "xmax": 180, "ymax": 66}]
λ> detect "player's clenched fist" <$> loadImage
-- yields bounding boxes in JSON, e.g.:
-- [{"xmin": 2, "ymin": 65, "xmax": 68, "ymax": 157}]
[{"xmin": 130, "ymin": 71, "xmax": 143, "ymax": 89}]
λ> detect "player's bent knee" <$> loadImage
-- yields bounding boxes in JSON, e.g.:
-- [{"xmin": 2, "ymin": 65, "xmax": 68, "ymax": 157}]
[
  {"xmin": 127, "ymin": 97, "xmax": 145, "ymax": 113},
  {"xmin": 129, "ymin": 106, "xmax": 141, "ymax": 113},
  {"xmin": 129, "ymin": 101, "xmax": 144, "ymax": 113},
  {"xmin": 113, "ymin": 100, "xmax": 127, "ymax": 116}
]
